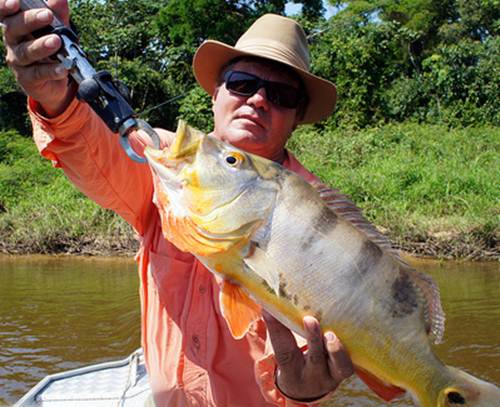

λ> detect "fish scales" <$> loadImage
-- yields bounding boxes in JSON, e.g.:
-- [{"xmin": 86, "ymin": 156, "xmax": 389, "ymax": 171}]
[
  {"xmin": 258, "ymin": 172, "xmax": 403, "ymax": 332},
  {"xmin": 144, "ymin": 122, "xmax": 500, "ymax": 407},
  {"xmin": 250, "ymin": 173, "xmax": 371, "ymax": 321}
]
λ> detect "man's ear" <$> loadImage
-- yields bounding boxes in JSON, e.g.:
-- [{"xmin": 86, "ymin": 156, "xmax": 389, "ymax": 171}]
[
  {"xmin": 212, "ymin": 86, "xmax": 220, "ymax": 104},
  {"xmin": 211, "ymin": 86, "xmax": 220, "ymax": 114}
]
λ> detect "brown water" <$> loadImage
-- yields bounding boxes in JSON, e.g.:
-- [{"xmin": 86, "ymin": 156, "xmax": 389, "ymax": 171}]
[
  {"xmin": 0, "ymin": 255, "xmax": 141, "ymax": 406},
  {"xmin": 0, "ymin": 255, "xmax": 498, "ymax": 406}
]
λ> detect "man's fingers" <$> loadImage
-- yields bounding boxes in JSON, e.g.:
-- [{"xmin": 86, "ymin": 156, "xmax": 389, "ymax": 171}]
[
  {"xmin": 303, "ymin": 316, "xmax": 328, "ymax": 366},
  {"xmin": 153, "ymin": 128, "xmax": 176, "ymax": 148},
  {"xmin": 324, "ymin": 331, "xmax": 354, "ymax": 383},
  {"xmin": 2, "ymin": 8, "xmax": 55, "ymax": 43},
  {"xmin": 0, "ymin": 0, "xmax": 20, "ymax": 19},
  {"xmin": 15, "ymin": 61, "xmax": 68, "ymax": 85},
  {"xmin": 47, "ymin": 0, "xmax": 69, "ymax": 26},
  {"xmin": 7, "ymin": 34, "xmax": 60, "ymax": 66},
  {"xmin": 262, "ymin": 311, "xmax": 302, "ymax": 368}
]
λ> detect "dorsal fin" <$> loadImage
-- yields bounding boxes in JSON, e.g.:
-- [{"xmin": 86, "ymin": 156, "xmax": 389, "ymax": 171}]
[
  {"xmin": 312, "ymin": 181, "xmax": 403, "ymax": 262},
  {"xmin": 312, "ymin": 181, "xmax": 445, "ymax": 343}
]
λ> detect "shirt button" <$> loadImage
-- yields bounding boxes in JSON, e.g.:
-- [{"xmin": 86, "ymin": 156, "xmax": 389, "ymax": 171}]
[{"xmin": 199, "ymin": 285, "xmax": 206, "ymax": 294}]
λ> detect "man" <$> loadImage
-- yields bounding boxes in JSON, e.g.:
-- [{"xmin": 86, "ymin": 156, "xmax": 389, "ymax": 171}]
[{"xmin": 1, "ymin": 1, "xmax": 353, "ymax": 405}]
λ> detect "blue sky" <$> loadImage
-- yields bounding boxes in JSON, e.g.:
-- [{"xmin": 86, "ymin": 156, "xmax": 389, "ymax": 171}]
[{"xmin": 285, "ymin": 1, "xmax": 339, "ymax": 19}]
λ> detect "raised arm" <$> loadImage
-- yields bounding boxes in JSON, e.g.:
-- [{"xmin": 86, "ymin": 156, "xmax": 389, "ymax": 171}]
[
  {"xmin": 28, "ymin": 97, "xmax": 174, "ymax": 234},
  {"xmin": 1, "ymin": 0, "xmax": 173, "ymax": 234}
]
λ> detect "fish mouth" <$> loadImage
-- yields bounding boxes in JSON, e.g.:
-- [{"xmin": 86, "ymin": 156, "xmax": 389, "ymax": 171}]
[
  {"xmin": 144, "ymin": 146, "xmax": 184, "ymax": 190},
  {"xmin": 144, "ymin": 120, "xmax": 204, "ymax": 189}
]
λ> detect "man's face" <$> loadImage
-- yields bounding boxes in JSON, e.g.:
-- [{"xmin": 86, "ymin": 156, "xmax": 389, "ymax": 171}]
[{"xmin": 211, "ymin": 60, "xmax": 301, "ymax": 162}]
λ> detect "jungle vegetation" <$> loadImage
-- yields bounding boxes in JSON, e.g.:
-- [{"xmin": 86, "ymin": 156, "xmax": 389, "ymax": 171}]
[{"xmin": 0, "ymin": 0, "xmax": 498, "ymax": 258}]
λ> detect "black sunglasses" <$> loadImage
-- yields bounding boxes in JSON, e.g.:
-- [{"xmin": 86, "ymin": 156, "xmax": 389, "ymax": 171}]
[{"xmin": 223, "ymin": 70, "xmax": 304, "ymax": 109}]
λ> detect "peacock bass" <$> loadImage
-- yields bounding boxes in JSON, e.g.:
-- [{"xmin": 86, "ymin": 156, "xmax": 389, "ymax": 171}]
[{"xmin": 144, "ymin": 121, "xmax": 499, "ymax": 407}]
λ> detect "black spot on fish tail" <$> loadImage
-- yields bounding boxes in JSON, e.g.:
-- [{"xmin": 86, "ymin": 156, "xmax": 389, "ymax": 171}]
[
  {"xmin": 391, "ymin": 272, "xmax": 418, "ymax": 318},
  {"xmin": 354, "ymin": 240, "xmax": 383, "ymax": 276}
]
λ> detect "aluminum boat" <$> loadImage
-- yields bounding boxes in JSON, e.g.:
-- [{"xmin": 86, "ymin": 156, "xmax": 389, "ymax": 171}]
[{"xmin": 15, "ymin": 349, "xmax": 152, "ymax": 406}]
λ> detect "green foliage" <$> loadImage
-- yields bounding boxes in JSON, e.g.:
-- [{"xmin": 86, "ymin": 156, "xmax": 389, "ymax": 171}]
[
  {"xmin": 154, "ymin": 0, "xmax": 323, "ymax": 49},
  {"xmin": 311, "ymin": 0, "xmax": 499, "ymax": 128},
  {"xmin": 311, "ymin": 20, "xmax": 412, "ymax": 127},
  {"xmin": 380, "ymin": 36, "xmax": 500, "ymax": 125},
  {"xmin": 0, "ymin": 90, "xmax": 30, "ymax": 134},
  {"xmin": 0, "ymin": 130, "xmax": 134, "ymax": 253},
  {"xmin": 331, "ymin": 0, "xmax": 498, "ymax": 44},
  {"xmin": 69, "ymin": 0, "xmax": 185, "ymax": 128},
  {"xmin": 0, "ymin": 130, "xmax": 59, "ymax": 209},
  {"xmin": 178, "ymin": 86, "xmax": 214, "ymax": 133},
  {"xmin": 155, "ymin": 0, "xmax": 253, "ymax": 48},
  {"xmin": 1, "ymin": 0, "xmax": 497, "ymax": 132},
  {"xmin": 71, "ymin": 0, "xmax": 164, "ymax": 62},
  {"xmin": 419, "ymin": 37, "xmax": 500, "ymax": 125},
  {"xmin": 288, "ymin": 123, "xmax": 500, "ymax": 241},
  {"xmin": 2, "ymin": 124, "xmax": 497, "ymax": 257}
]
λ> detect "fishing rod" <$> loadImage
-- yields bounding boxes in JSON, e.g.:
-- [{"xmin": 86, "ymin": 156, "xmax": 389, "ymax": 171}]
[{"xmin": 19, "ymin": 0, "xmax": 160, "ymax": 163}]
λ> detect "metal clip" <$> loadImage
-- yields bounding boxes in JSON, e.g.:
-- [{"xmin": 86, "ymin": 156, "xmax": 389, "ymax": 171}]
[{"xmin": 119, "ymin": 119, "xmax": 161, "ymax": 163}]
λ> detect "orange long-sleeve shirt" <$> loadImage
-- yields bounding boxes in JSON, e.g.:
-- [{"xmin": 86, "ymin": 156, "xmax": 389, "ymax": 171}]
[{"xmin": 29, "ymin": 97, "xmax": 322, "ymax": 407}]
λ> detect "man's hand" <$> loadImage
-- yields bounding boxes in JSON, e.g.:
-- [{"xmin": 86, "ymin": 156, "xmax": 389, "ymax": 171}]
[
  {"xmin": 0, "ymin": 0, "xmax": 75, "ymax": 116},
  {"xmin": 263, "ymin": 311, "xmax": 353, "ymax": 402}
]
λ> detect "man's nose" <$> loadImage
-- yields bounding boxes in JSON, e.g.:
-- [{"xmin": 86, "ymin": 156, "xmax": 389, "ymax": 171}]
[{"xmin": 246, "ymin": 86, "xmax": 269, "ymax": 110}]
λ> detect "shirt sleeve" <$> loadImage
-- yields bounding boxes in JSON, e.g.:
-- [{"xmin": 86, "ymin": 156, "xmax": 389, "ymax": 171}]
[
  {"xmin": 28, "ymin": 96, "xmax": 159, "ymax": 235},
  {"xmin": 254, "ymin": 334, "xmax": 330, "ymax": 407}
]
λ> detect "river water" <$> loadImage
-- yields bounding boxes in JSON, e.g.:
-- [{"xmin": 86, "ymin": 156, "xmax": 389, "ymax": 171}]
[{"xmin": 0, "ymin": 255, "xmax": 498, "ymax": 406}]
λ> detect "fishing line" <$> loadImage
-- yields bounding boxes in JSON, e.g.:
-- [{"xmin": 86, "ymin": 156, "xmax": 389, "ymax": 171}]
[{"xmin": 137, "ymin": 93, "xmax": 188, "ymax": 117}]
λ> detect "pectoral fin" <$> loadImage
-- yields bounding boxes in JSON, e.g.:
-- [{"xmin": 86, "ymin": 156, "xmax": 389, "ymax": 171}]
[
  {"xmin": 355, "ymin": 367, "xmax": 406, "ymax": 401},
  {"xmin": 220, "ymin": 280, "xmax": 262, "ymax": 339},
  {"xmin": 244, "ymin": 244, "xmax": 281, "ymax": 295}
]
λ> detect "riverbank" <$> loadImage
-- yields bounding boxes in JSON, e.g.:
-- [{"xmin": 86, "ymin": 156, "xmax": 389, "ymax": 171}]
[
  {"xmin": 0, "ymin": 123, "xmax": 498, "ymax": 260},
  {"xmin": 1, "ymin": 221, "xmax": 497, "ymax": 260}
]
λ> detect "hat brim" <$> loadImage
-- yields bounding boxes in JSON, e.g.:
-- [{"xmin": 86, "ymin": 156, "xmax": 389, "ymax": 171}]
[{"xmin": 193, "ymin": 40, "xmax": 336, "ymax": 124}]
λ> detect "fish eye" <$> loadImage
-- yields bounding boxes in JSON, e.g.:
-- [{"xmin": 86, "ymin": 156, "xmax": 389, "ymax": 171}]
[
  {"xmin": 224, "ymin": 152, "xmax": 244, "ymax": 167},
  {"xmin": 446, "ymin": 391, "xmax": 466, "ymax": 405},
  {"xmin": 226, "ymin": 156, "xmax": 237, "ymax": 165}
]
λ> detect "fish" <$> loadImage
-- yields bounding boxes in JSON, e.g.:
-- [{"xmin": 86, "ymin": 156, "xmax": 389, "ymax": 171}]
[{"xmin": 144, "ymin": 120, "xmax": 500, "ymax": 407}]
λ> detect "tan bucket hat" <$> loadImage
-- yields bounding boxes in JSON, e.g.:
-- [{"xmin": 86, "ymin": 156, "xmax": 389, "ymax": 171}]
[{"xmin": 192, "ymin": 14, "xmax": 336, "ymax": 124}]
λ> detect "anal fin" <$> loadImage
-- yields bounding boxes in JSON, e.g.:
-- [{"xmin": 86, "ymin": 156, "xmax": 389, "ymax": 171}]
[
  {"xmin": 220, "ymin": 280, "xmax": 262, "ymax": 339},
  {"xmin": 355, "ymin": 366, "xmax": 406, "ymax": 402}
]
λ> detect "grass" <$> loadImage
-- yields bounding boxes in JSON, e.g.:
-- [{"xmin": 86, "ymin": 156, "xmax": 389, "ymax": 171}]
[
  {"xmin": 0, "ymin": 123, "xmax": 498, "ymax": 259},
  {"xmin": 0, "ymin": 131, "xmax": 137, "ymax": 255},
  {"xmin": 288, "ymin": 123, "xmax": 499, "ymax": 258}
]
